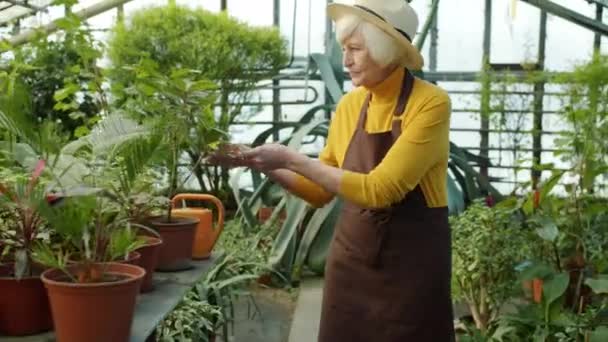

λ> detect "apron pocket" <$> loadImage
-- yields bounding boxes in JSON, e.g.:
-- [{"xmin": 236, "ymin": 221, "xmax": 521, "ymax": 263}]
[{"xmin": 334, "ymin": 206, "xmax": 390, "ymax": 267}]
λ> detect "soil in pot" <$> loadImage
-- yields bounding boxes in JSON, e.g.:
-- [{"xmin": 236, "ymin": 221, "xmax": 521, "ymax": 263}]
[
  {"xmin": 0, "ymin": 264, "xmax": 53, "ymax": 336},
  {"xmin": 135, "ymin": 236, "xmax": 163, "ymax": 293},
  {"xmin": 41, "ymin": 262, "xmax": 145, "ymax": 342},
  {"xmin": 148, "ymin": 216, "xmax": 199, "ymax": 272}
]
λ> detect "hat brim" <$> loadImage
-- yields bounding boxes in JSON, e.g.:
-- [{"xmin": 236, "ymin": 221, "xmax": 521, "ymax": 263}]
[{"xmin": 327, "ymin": 3, "xmax": 424, "ymax": 71}]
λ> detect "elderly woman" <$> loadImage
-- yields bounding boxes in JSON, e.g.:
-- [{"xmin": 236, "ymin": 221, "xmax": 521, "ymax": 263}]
[{"xmin": 215, "ymin": 0, "xmax": 455, "ymax": 340}]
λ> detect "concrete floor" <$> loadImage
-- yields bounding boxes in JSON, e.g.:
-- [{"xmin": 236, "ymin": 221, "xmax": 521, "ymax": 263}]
[
  {"xmin": 228, "ymin": 284, "xmax": 298, "ymax": 342},
  {"xmin": 230, "ymin": 277, "xmax": 471, "ymax": 342},
  {"xmin": 287, "ymin": 278, "xmax": 324, "ymax": 342}
]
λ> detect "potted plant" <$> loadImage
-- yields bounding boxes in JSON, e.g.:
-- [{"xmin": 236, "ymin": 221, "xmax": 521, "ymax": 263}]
[
  {"xmin": 449, "ymin": 198, "xmax": 532, "ymax": 335},
  {"xmin": 0, "ymin": 161, "xmax": 54, "ymax": 336},
  {"xmin": 32, "ymin": 195, "xmax": 146, "ymax": 342},
  {"xmin": 102, "ymin": 175, "xmax": 166, "ymax": 288},
  {"xmin": 98, "ymin": 142, "xmax": 167, "ymax": 291},
  {"xmin": 121, "ymin": 63, "xmax": 219, "ymax": 271}
]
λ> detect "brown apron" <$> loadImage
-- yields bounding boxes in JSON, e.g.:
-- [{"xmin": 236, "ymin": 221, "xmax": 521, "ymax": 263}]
[{"xmin": 318, "ymin": 70, "xmax": 455, "ymax": 341}]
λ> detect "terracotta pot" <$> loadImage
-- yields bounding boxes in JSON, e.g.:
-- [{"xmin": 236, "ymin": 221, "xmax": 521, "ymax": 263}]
[
  {"xmin": 171, "ymin": 194, "xmax": 225, "ymax": 260},
  {"xmin": 41, "ymin": 262, "xmax": 145, "ymax": 342},
  {"xmin": 135, "ymin": 236, "xmax": 163, "ymax": 293},
  {"xmin": 117, "ymin": 251, "xmax": 141, "ymax": 266},
  {"xmin": 258, "ymin": 206, "xmax": 287, "ymax": 224},
  {"xmin": 0, "ymin": 264, "xmax": 53, "ymax": 336},
  {"xmin": 148, "ymin": 215, "xmax": 199, "ymax": 271},
  {"xmin": 257, "ymin": 273, "xmax": 274, "ymax": 287}
]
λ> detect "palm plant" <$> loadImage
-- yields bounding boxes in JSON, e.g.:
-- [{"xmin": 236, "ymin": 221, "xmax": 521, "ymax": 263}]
[{"xmin": 31, "ymin": 194, "xmax": 146, "ymax": 283}]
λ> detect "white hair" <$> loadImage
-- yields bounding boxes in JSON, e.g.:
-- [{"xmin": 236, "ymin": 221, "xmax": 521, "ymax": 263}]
[{"xmin": 335, "ymin": 14, "xmax": 405, "ymax": 67}]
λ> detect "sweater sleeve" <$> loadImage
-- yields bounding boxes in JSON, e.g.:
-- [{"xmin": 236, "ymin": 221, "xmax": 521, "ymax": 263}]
[
  {"xmin": 287, "ymin": 108, "xmax": 342, "ymax": 208},
  {"xmin": 339, "ymin": 93, "xmax": 451, "ymax": 208}
]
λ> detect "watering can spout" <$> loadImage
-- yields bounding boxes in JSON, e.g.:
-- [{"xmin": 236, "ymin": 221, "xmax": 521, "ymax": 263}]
[{"xmin": 171, "ymin": 193, "xmax": 225, "ymax": 260}]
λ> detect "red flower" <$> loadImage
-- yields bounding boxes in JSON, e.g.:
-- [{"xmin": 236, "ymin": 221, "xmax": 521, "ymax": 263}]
[{"xmin": 485, "ymin": 195, "xmax": 495, "ymax": 207}]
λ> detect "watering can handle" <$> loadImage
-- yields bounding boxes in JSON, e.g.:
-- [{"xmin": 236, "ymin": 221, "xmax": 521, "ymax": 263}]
[{"xmin": 171, "ymin": 194, "xmax": 225, "ymax": 231}]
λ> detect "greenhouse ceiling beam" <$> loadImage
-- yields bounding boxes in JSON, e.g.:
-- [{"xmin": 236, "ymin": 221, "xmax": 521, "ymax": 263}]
[
  {"xmin": 5, "ymin": 0, "xmax": 44, "ymax": 11},
  {"xmin": 284, "ymin": 70, "xmax": 564, "ymax": 83},
  {"xmin": 0, "ymin": 3, "xmax": 14, "ymax": 11},
  {"xmin": 586, "ymin": 0, "xmax": 608, "ymax": 9},
  {"xmin": 413, "ymin": 0, "xmax": 439, "ymax": 50},
  {"xmin": 7, "ymin": 0, "xmax": 134, "ymax": 47},
  {"xmin": 520, "ymin": 0, "xmax": 608, "ymax": 36}
]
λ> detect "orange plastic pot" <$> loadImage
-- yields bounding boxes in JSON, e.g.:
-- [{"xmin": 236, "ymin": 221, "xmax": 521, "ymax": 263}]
[
  {"xmin": 171, "ymin": 194, "xmax": 225, "ymax": 260},
  {"xmin": 148, "ymin": 216, "xmax": 198, "ymax": 271},
  {"xmin": 0, "ymin": 264, "xmax": 53, "ymax": 336},
  {"xmin": 135, "ymin": 236, "xmax": 163, "ymax": 293},
  {"xmin": 41, "ymin": 263, "xmax": 145, "ymax": 342}
]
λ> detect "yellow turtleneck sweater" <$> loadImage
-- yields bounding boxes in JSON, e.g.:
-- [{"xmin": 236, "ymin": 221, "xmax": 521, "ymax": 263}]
[{"xmin": 291, "ymin": 67, "xmax": 451, "ymax": 209}]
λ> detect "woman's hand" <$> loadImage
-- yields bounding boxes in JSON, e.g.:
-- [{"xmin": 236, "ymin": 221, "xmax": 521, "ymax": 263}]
[
  {"xmin": 242, "ymin": 143, "xmax": 296, "ymax": 172},
  {"xmin": 205, "ymin": 143, "xmax": 253, "ymax": 168}
]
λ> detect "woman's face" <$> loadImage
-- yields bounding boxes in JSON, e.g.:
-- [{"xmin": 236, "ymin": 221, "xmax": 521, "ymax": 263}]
[{"xmin": 342, "ymin": 30, "xmax": 392, "ymax": 88}]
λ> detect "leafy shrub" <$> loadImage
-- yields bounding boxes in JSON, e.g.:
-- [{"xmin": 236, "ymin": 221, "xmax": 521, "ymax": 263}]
[{"xmin": 450, "ymin": 199, "xmax": 532, "ymax": 333}]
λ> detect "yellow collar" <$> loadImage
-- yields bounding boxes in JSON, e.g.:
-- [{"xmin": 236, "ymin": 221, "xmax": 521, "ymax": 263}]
[{"xmin": 365, "ymin": 67, "xmax": 404, "ymax": 105}]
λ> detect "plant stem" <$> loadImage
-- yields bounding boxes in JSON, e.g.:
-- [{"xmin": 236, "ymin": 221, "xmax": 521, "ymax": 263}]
[
  {"xmin": 167, "ymin": 131, "xmax": 179, "ymax": 223},
  {"xmin": 553, "ymin": 242, "xmax": 563, "ymax": 273},
  {"xmin": 572, "ymin": 268, "xmax": 585, "ymax": 313}
]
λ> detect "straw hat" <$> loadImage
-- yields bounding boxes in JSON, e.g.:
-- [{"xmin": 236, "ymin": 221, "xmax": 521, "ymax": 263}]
[{"xmin": 327, "ymin": 0, "xmax": 424, "ymax": 70}]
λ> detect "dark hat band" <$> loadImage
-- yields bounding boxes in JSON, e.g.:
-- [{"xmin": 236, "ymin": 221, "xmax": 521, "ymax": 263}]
[{"xmin": 354, "ymin": 5, "xmax": 413, "ymax": 42}]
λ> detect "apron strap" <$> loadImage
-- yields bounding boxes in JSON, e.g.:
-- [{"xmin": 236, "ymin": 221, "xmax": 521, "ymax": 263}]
[
  {"xmin": 356, "ymin": 93, "xmax": 372, "ymax": 131},
  {"xmin": 393, "ymin": 69, "xmax": 415, "ymax": 117}
]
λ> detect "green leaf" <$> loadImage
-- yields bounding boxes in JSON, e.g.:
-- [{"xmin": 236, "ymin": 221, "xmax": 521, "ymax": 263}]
[
  {"xmin": 52, "ymin": 0, "xmax": 79, "ymax": 7},
  {"xmin": 584, "ymin": 276, "xmax": 608, "ymax": 294},
  {"xmin": 68, "ymin": 111, "xmax": 86, "ymax": 120},
  {"xmin": 0, "ymin": 40, "xmax": 11, "ymax": 52},
  {"xmin": 589, "ymin": 327, "xmax": 608, "ymax": 342},
  {"xmin": 136, "ymin": 82, "xmax": 157, "ymax": 96},
  {"xmin": 267, "ymin": 196, "xmax": 309, "ymax": 273},
  {"xmin": 519, "ymin": 262, "xmax": 554, "ymax": 281},
  {"xmin": 533, "ymin": 327, "xmax": 549, "ymax": 342},
  {"xmin": 0, "ymin": 142, "xmax": 38, "ymax": 169},
  {"xmin": 540, "ymin": 171, "xmax": 564, "ymax": 202},
  {"xmin": 53, "ymin": 83, "xmax": 80, "ymax": 102},
  {"xmin": 74, "ymin": 126, "xmax": 90, "ymax": 138},
  {"xmin": 446, "ymin": 173, "xmax": 465, "ymax": 215},
  {"xmin": 542, "ymin": 273, "xmax": 569, "ymax": 321},
  {"xmin": 291, "ymin": 198, "xmax": 338, "ymax": 281},
  {"xmin": 54, "ymin": 17, "xmax": 80, "ymax": 31},
  {"xmin": 491, "ymin": 325, "xmax": 515, "ymax": 341},
  {"xmin": 535, "ymin": 216, "xmax": 559, "ymax": 242},
  {"xmin": 521, "ymin": 172, "xmax": 563, "ymax": 215},
  {"xmin": 306, "ymin": 199, "xmax": 342, "ymax": 275}
]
